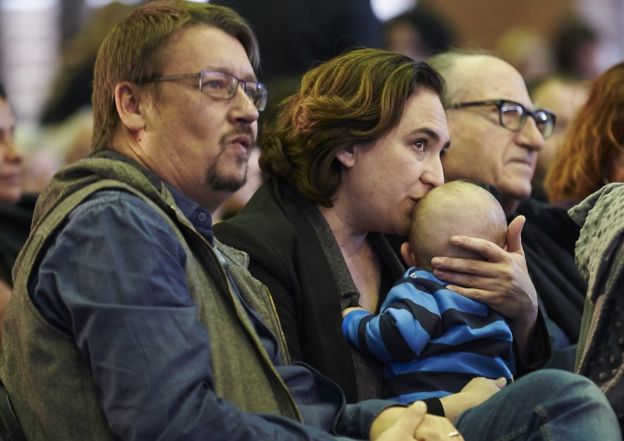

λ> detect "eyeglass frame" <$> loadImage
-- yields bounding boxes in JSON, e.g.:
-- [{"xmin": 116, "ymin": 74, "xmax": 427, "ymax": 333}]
[
  {"xmin": 138, "ymin": 70, "xmax": 268, "ymax": 112},
  {"xmin": 449, "ymin": 99, "xmax": 556, "ymax": 139}
]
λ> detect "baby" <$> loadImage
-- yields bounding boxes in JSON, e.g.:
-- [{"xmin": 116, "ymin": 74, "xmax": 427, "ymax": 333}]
[{"xmin": 342, "ymin": 180, "xmax": 515, "ymax": 403}]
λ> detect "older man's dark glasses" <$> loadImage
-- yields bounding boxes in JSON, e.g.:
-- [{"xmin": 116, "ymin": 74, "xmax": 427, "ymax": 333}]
[{"xmin": 450, "ymin": 99, "xmax": 556, "ymax": 139}]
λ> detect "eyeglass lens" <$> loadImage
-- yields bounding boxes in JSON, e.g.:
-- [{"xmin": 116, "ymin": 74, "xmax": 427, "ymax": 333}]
[
  {"xmin": 500, "ymin": 102, "xmax": 553, "ymax": 138},
  {"xmin": 500, "ymin": 102, "xmax": 524, "ymax": 131},
  {"xmin": 200, "ymin": 71, "xmax": 267, "ymax": 111}
]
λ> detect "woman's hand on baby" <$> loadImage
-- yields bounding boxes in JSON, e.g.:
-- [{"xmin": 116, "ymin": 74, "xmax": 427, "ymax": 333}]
[{"xmin": 429, "ymin": 215, "xmax": 538, "ymax": 358}]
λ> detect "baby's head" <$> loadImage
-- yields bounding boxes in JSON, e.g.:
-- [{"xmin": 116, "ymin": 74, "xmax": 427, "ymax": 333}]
[{"xmin": 401, "ymin": 180, "xmax": 507, "ymax": 271}]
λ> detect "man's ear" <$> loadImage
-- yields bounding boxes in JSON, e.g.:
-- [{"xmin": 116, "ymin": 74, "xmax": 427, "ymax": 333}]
[
  {"xmin": 400, "ymin": 241, "xmax": 417, "ymax": 267},
  {"xmin": 335, "ymin": 146, "xmax": 356, "ymax": 168},
  {"xmin": 114, "ymin": 81, "xmax": 146, "ymax": 133}
]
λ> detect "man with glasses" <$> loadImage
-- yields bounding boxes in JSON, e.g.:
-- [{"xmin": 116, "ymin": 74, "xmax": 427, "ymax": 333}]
[
  {"xmin": 449, "ymin": 100, "xmax": 555, "ymax": 142},
  {"xmin": 428, "ymin": 53, "xmax": 584, "ymax": 371},
  {"xmin": 0, "ymin": 2, "xmax": 455, "ymax": 440}
]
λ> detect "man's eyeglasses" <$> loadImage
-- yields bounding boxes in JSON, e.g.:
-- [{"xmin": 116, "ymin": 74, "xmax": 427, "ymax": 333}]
[
  {"xmin": 449, "ymin": 99, "xmax": 556, "ymax": 139},
  {"xmin": 139, "ymin": 70, "xmax": 268, "ymax": 112}
]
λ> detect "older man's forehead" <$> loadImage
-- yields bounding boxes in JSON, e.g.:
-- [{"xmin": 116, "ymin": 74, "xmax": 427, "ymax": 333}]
[{"xmin": 457, "ymin": 58, "xmax": 533, "ymax": 106}]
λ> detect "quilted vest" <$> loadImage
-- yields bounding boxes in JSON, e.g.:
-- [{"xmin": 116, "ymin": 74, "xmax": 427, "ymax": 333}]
[{"xmin": 0, "ymin": 155, "xmax": 300, "ymax": 440}]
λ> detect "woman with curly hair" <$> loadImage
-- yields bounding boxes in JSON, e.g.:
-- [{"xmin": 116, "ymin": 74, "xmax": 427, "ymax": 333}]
[{"xmin": 546, "ymin": 62, "xmax": 624, "ymax": 207}]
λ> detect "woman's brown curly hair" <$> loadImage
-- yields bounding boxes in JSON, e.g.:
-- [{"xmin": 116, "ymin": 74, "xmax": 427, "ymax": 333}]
[{"xmin": 259, "ymin": 48, "xmax": 445, "ymax": 207}]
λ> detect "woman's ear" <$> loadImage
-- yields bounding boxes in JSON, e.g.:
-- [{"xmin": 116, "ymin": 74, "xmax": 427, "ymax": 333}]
[
  {"xmin": 114, "ymin": 81, "xmax": 147, "ymax": 133},
  {"xmin": 335, "ymin": 146, "xmax": 356, "ymax": 168}
]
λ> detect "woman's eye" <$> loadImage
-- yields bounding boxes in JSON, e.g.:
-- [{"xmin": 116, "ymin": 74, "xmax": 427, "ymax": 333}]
[{"xmin": 413, "ymin": 140, "xmax": 426, "ymax": 152}]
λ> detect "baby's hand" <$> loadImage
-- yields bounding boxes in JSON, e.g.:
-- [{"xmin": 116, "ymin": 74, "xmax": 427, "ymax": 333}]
[{"xmin": 342, "ymin": 306, "xmax": 365, "ymax": 318}]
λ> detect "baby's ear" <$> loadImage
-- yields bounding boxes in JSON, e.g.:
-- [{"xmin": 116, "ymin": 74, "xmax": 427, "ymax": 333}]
[{"xmin": 400, "ymin": 242, "xmax": 416, "ymax": 267}]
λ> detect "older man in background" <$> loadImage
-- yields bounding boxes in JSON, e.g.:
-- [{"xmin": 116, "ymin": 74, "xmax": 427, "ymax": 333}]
[{"xmin": 428, "ymin": 53, "xmax": 585, "ymax": 370}]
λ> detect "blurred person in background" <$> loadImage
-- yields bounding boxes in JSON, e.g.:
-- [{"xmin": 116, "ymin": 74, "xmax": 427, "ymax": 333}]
[
  {"xmin": 529, "ymin": 76, "xmax": 590, "ymax": 201},
  {"xmin": 41, "ymin": 2, "xmax": 135, "ymax": 125},
  {"xmin": 211, "ymin": 0, "xmax": 382, "ymax": 81},
  {"xmin": 428, "ymin": 52, "xmax": 585, "ymax": 371},
  {"xmin": 495, "ymin": 27, "xmax": 554, "ymax": 85},
  {"xmin": 0, "ymin": 82, "xmax": 34, "ymax": 328},
  {"xmin": 383, "ymin": 6, "xmax": 455, "ymax": 62},
  {"xmin": 546, "ymin": 61, "xmax": 624, "ymax": 208},
  {"xmin": 17, "ymin": 3, "xmax": 135, "ymax": 197},
  {"xmin": 0, "ymin": 86, "xmax": 22, "ymax": 207},
  {"xmin": 552, "ymin": 18, "xmax": 600, "ymax": 80},
  {"xmin": 212, "ymin": 0, "xmax": 382, "ymax": 117}
]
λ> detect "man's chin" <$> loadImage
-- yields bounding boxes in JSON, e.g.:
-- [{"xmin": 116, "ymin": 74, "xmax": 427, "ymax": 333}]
[
  {"xmin": 514, "ymin": 186, "xmax": 532, "ymax": 201},
  {"xmin": 209, "ymin": 174, "xmax": 247, "ymax": 193},
  {"xmin": 500, "ymin": 178, "xmax": 532, "ymax": 200}
]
